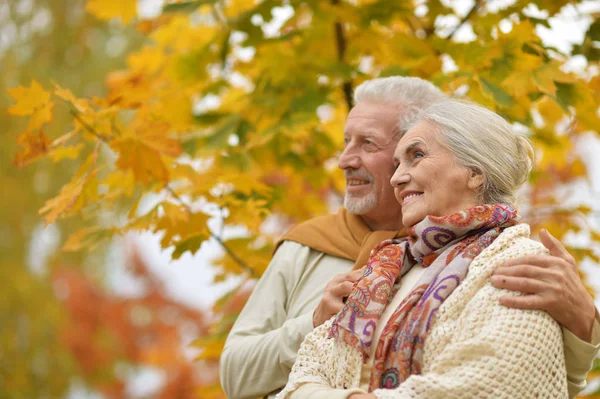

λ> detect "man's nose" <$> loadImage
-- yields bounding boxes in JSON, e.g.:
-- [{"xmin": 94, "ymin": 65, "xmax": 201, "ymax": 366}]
[{"xmin": 338, "ymin": 146, "xmax": 361, "ymax": 170}]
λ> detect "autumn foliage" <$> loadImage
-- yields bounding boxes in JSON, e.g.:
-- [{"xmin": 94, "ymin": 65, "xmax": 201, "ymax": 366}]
[{"xmin": 5, "ymin": 0, "xmax": 600, "ymax": 397}]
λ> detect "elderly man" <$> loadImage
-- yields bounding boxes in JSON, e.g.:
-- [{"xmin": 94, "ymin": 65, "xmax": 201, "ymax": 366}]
[{"xmin": 220, "ymin": 77, "xmax": 599, "ymax": 399}]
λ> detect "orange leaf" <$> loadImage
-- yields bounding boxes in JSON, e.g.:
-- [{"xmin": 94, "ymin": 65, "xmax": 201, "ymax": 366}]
[
  {"xmin": 111, "ymin": 138, "xmax": 169, "ymax": 184},
  {"xmin": 13, "ymin": 130, "xmax": 50, "ymax": 168}
]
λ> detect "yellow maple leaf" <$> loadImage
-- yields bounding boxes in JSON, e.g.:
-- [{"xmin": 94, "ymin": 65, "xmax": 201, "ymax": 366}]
[
  {"xmin": 63, "ymin": 226, "xmax": 113, "ymax": 252},
  {"xmin": 134, "ymin": 121, "xmax": 183, "ymax": 157},
  {"xmin": 39, "ymin": 170, "xmax": 97, "ymax": 225},
  {"xmin": 85, "ymin": 0, "xmax": 137, "ymax": 24},
  {"xmin": 27, "ymin": 101, "xmax": 54, "ymax": 131},
  {"xmin": 49, "ymin": 143, "xmax": 85, "ymax": 162},
  {"xmin": 111, "ymin": 137, "xmax": 169, "ymax": 184},
  {"xmin": 13, "ymin": 130, "xmax": 50, "ymax": 168},
  {"xmin": 126, "ymin": 46, "xmax": 165, "ymax": 74},
  {"xmin": 7, "ymin": 80, "xmax": 52, "ymax": 116}
]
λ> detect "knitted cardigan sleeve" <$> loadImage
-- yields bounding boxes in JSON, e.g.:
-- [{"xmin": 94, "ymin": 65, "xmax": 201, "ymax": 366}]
[
  {"xmin": 277, "ymin": 226, "xmax": 568, "ymax": 399},
  {"xmin": 275, "ymin": 317, "xmax": 363, "ymax": 399}
]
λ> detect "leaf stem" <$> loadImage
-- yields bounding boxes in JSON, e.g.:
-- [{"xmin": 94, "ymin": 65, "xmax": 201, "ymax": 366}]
[{"xmin": 70, "ymin": 109, "xmax": 112, "ymax": 142}]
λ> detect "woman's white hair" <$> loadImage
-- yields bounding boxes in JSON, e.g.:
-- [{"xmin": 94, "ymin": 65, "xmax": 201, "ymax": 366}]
[
  {"xmin": 354, "ymin": 76, "xmax": 447, "ymax": 134},
  {"xmin": 408, "ymin": 99, "xmax": 534, "ymax": 204}
]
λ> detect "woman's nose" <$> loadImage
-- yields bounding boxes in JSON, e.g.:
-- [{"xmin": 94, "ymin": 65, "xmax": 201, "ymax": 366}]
[{"xmin": 390, "ymin": 168, "xmax": 410, "ymax": 187}]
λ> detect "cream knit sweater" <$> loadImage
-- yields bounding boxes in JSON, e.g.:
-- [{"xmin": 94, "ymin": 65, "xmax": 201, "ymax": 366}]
[{"xmin": 276, "ymin": 224, "xmax": 568, "ymax": 399}]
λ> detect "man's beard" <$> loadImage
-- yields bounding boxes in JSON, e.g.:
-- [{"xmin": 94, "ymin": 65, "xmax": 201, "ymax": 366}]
[
  {"xmin": 343, "ymin": 170, "xmax": 377, "ymax": 215},
  {"xmin": 344, "ymin": 190, "xmax": 377, "ymax": 214}
]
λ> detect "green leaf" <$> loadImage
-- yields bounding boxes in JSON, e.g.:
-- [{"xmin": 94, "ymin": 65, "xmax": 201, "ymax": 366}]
[
  {"xmin": 554, "ymin": 82, "xmax": 575, "ymax": 113},
  {"xmin": 379, "ymin": 65, "xmax": 410, "ymax": 78},
  {"xmin": 358, "ymin": 0, "xmax": 411, "ymax": 27},
  {"xmin": 162, "ymin": 0, "xmax": 218, "ymax": 14},
  {"xmin": 588, "ymin": 18, "xmax": 600, "ymax": 42},
  {"xmin": 193, "ymin": 112, "xmax": 229, "ymax": 126},
  {"xmin": 478, "ymin": 76, "xmax": 515, "ymax": 107},
  {"xmin": 172, "ymin": 234, "xmax": 208, "ymax": 259}
]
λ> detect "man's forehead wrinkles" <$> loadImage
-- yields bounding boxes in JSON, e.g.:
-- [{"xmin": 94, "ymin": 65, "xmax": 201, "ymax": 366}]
[{"xmin": 343, "ymin": 129, "xmax": 380, "ymax": 139}]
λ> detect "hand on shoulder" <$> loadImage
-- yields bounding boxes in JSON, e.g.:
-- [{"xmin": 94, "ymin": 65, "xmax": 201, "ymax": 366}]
[{"xmin": 491, "ymin": 229, "xmax": 596, "ymax": 342}]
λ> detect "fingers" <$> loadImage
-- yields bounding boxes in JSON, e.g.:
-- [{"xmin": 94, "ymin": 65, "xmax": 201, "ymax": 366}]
[
  {"xmin": 332, "ymin": 268, "xmax": 365, "ymax": 284},
  {"xmin": 498, "ymin": 294, "xmax": 546, "ymax": 310},
  {"xmin": 493, "ymin": 265, "xmax": 564, "ymax": 285},
  {"xmin": 496, "ymin": 254, "xmax": 573, "ymax": 275},
  {"xmin": 499, "ymin": 255, "xmax": 555, "ymax": 269},
  {"xmin": 329, "ymin": 280, "xmax": 355, "ymax": 298},
  {"xmin": 491, "ymin": 275, "xmax": 548, "ymax": 294},
  {"xmin": 539, "ymin": 229, "xmax": 575, "ymax": 265}
]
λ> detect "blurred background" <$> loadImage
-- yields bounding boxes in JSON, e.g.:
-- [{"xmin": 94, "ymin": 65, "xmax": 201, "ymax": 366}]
[{"xmin": 2, "ymin": 0, "xmax": 600, "ymax": 398}]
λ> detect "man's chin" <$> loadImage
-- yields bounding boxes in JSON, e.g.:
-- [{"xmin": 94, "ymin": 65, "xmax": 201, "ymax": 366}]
[{"xmin": 344, "ymin": 196, "xmax": 376, "ymax": 215}]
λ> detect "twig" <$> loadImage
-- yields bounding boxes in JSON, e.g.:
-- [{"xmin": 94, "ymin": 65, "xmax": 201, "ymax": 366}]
[
  {"xmin": 446, "ymin": 0, "xmax": 484, "ymax": 40},
  {"xmin": 70, "ymin": 109, "xmax": 112, "ymax": 142},
  {"xmin": 165, "ymin": 185, "xmax": 257, "ymax": 277},
  {"xmin": 332, "ymin": 0, "xmax": 354, "ymax": 112}
]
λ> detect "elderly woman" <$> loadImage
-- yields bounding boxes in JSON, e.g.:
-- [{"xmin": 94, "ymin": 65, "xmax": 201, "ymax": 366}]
[{"xmin": 276, "ymin": 99, "xmax": 567, "ymax": 399}]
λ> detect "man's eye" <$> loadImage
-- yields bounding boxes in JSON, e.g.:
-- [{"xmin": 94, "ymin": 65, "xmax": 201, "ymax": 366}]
[{"xmin": 414, "ymin": 150, "xmax": 424, "ymax": 158}]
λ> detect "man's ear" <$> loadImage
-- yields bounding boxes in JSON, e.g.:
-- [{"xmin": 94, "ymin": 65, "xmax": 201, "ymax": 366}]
[{"xmin": 467, "ymin": 168, "xmax": 485, "ymax": 191}]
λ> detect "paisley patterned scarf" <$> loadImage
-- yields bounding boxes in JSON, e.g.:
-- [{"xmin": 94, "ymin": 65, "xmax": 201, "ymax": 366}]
[{"xmin": 329, "ymin": 204, "xmax": 519, "ymax": 391}]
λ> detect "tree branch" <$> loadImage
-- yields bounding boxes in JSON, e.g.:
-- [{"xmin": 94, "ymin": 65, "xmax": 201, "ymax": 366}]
[
  {"xmin": 332, "ymin": 0, "xmax": 354, "ymax": 112},
  {"xmin": 447, "ymin": 0, "xmax": 484, "ymax": 40},
  {"xmin": 70, "ymin": 109, "xmax": 112, "ymax": 142},
  {"xmin": 165, "ymin": 185, "xmax": 257, "ymax": 277}
]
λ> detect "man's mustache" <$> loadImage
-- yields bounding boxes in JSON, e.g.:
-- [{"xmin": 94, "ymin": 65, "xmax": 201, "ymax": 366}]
[{"xmin": 344, "ymin": 169, "xmax": 373, "ymax": 182}]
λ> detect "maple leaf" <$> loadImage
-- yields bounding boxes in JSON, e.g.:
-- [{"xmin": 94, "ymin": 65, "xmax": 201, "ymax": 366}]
[
  {"xmin": 111, "ymin": 137, "xmax": 169, "ymax": 184},
  {"xmin": 110, "ymin": 121, "xmax": 183, "ymax": 184},
  {"xmin": 85, "ymin": 0, "xmax": 137, "ymax": 24},
  {"xmin": 7, "ymin": 80, "xmax": 52, "ymax": 116},
  {"xmin": 49, "ymin": 143, "xmax": 85, "ymax": 163},
  {"xmin": 39, "ymin": 170, "xmax": 97, "ymax": 225},
  {"xmin": 13, "ymin": 130, "xmax": 51, "ymax": 168}
]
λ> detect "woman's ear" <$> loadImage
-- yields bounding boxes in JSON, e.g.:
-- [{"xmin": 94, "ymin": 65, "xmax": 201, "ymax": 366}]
[{"xmin": 467, "ymin": 168, "xmax": 485, "ymax": 191}]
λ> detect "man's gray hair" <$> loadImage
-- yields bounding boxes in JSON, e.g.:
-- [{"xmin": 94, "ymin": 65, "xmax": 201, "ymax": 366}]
[
  {"xmin": 354, "ymin": 76, "xmax": 447, "ymax": 133},
  {"xmin": 409, "ymin": 99, "xmax": 534, "ymax": 204}
]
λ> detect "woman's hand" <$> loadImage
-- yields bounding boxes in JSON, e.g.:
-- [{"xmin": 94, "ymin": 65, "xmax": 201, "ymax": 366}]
[{"xmin": 348, "ymin": 393, "xmax": 376, "ymax": 399}]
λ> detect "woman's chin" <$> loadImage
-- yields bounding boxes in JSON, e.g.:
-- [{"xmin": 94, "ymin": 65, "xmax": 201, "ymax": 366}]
[{"xmin": 401, "ymin": 215, "xmax": 422, "ymax": 228}]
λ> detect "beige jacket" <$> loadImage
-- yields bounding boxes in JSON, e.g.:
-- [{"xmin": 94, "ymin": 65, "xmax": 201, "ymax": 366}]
[{"xmin": 220, "ymin": 227, "xmax": 599, "ymax": 399}]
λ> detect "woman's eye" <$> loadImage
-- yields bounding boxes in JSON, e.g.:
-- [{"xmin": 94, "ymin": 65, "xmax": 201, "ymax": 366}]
[{"xmin": 414, "ymin": 150, "xmax": 424, "ymax": 158}]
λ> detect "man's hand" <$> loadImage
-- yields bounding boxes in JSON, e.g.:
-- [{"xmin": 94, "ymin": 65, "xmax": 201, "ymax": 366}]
[
  {"xmin": 491, "ymin": 229, "xmax": 596, "ymax": 342},
  {"xmin": 313, "ymin": 267, "xmax": 365, "ymax": 328}
]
